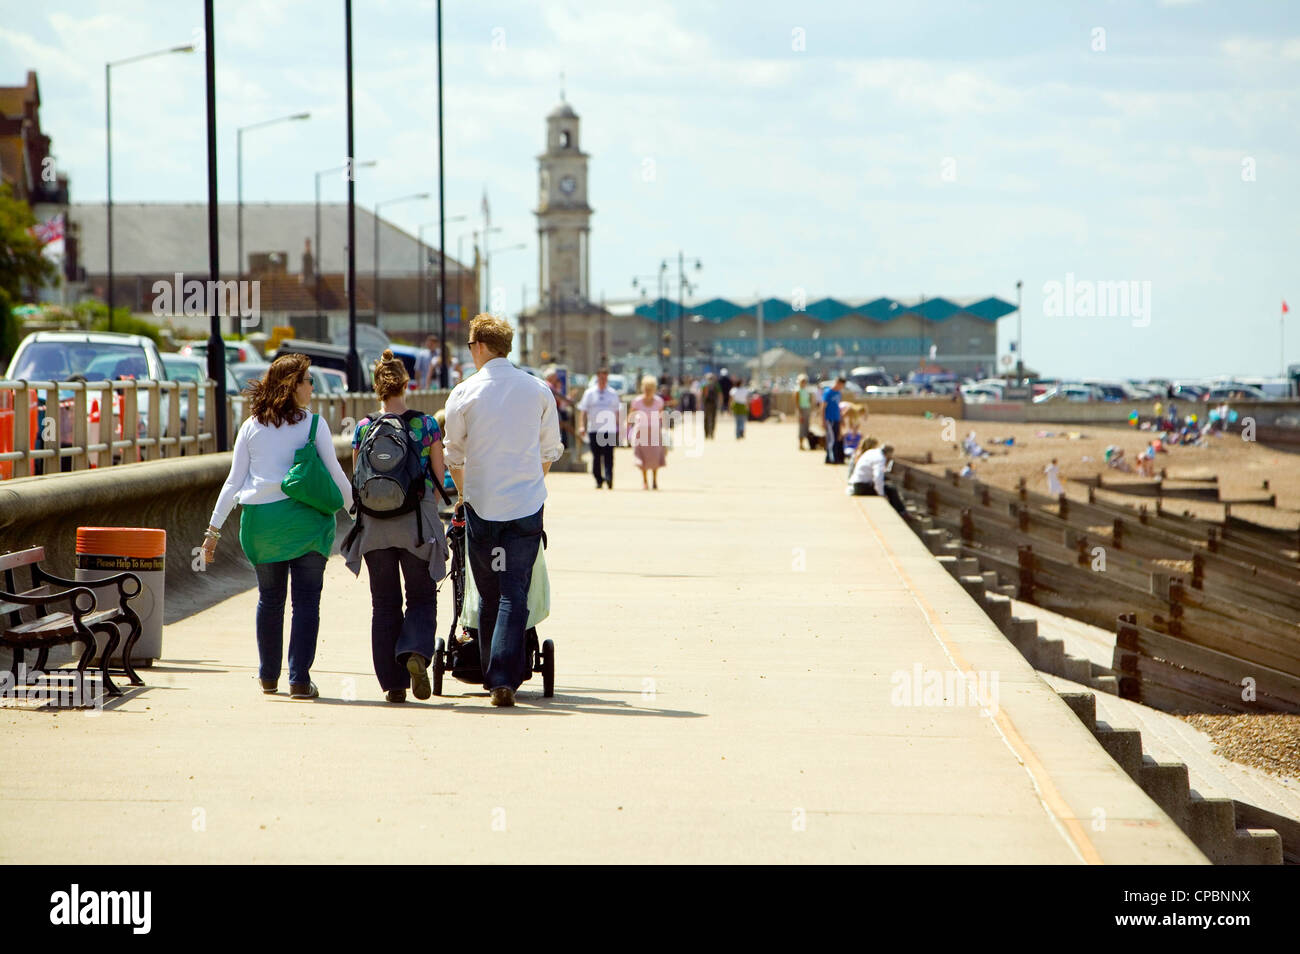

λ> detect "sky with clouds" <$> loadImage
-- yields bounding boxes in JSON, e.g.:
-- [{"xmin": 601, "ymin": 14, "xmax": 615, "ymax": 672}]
[{"xmin": 3, "ymin": 0, "xmax": 1298, "ymax": 378}]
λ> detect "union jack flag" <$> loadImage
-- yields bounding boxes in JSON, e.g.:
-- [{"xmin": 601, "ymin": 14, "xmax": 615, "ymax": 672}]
[{"xmin": 31, "ymin": 214, "xmax": 64, "ymax": 246}]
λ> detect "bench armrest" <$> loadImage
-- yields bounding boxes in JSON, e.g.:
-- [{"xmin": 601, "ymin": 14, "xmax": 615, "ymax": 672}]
[
  {"xmin": 31, "ymin": 565, "xmax": 143, "ymax": 604},
  {"xmin": 0, "ymin": 585, "xmax": 96, "ymax": 620}
]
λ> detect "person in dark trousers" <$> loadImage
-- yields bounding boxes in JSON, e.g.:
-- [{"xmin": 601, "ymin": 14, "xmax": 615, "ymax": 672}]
[
  {"xmin": 850, "ymin": 441, "xmax": 906, "ymax": 514},
  {"xmin": 701, "ymin": 373, "xmax": 720, "ymax": 439},
  {"xmin": 443, "ymin": 315, "xmax": 563, "ymax": 707},
  {"xmin": 204, "ymin": 354, "xmax": 354, "ymax": 701},
  {"xmin": 822, "ymin": 376, "xmax": 846, "ymax": 464},
  {"xmin": 342, "ymin": 350, "xmax": 448, "ymax": 704},
  {"xmin": 577, "ymin": 367, "xmax": 622, "ymax": 489},
  {"xmin": 718, "ymin": 368, "xmax": 734, "ymax": 412}
]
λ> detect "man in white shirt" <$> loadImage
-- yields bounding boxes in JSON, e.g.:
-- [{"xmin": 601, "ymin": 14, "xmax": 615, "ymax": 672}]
[
  {"xmin": 577, "ymin": 367, "xmax": 622, "ymax": 489},
  {"xmin": 443, "ymin": 315, "xmax": 563, "ymax": 706}
]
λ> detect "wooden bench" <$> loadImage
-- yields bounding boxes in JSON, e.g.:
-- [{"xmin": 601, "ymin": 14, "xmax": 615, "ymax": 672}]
[{"xmin": 1, "ymin": 547, "xmax": 144, "ymax": 699}]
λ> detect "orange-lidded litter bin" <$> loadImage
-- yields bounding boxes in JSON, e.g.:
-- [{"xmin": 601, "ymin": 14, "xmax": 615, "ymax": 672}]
[{"xmin": 75, "ymin": 527, "xmax": 166, "ymax": 666}]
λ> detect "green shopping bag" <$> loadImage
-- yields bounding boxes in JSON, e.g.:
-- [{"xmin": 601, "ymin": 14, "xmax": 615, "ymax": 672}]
[{"xmin": 281, "ymin": 414, "xmax": 344, "ymax": 515}]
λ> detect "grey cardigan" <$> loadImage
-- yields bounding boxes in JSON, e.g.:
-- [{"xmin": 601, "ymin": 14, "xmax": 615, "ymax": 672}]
[
  {"xmin": 342, "ymin": 412, "xmax": 449, "ymax": 580},
  {"xmin": 342, "ymin": 489, "xmax": 448, "ymax": 581}
]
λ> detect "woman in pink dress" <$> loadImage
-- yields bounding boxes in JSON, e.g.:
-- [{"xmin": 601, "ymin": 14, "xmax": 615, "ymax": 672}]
[{"xmin": 629, "ymin": 375, "xmax": 668, "ymax": 489}]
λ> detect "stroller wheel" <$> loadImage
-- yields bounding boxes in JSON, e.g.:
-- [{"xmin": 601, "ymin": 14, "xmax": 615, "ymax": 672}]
[
  {"xmin": 541, "ymin": 639, "xmax": 555, "ymax": 698},
  {"xmin": 432, "ymin": 637, "xmax": 446, "ymax": 696}
]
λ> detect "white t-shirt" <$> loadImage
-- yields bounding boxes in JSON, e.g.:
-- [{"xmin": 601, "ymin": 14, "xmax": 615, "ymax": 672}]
[
  {"xmin": 850, "ymin": 447, "xmax": 887, "ymax": 494},
  {"xmin": 731, "ymin": 386, "xmax": 750, "ymax": 407},
  {"xmin": 577, "ymin": 385, "xmax": 623, "ymax": 436}
]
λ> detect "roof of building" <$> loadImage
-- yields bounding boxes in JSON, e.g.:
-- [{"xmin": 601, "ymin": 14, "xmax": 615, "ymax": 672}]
[
  {"xmin": 70, "ymin": 202, "xmax": 471, "ymax": 277},
  {"xmin": 548, "ymin": 101, "xmax": 577, "ymax": 120},
  {"xmin": 632, "ymin": 295, "xmax": 1016, "ymax": 324}
]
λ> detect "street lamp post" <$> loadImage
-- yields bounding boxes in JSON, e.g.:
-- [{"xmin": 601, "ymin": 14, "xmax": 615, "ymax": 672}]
[
  {"xmin": 483, "ymin": 242, "xmax": 526, "ymax": 318},
  {"xmin": 373, "ymin": 192, "xmax": 430, "ymax": 329},
  {"xmin": 673, "ymin": 252, "xmax": 703, "ymax": 382},
  {"xmin": 345, "ymin": 0, "xmax": 361, "ymax": 391},
  {"xmin": 420, "ymin": 215, "xmax": 465, "ymax": 335},
  {"xmin": 1015, "ymin": 279, "xmax": 1024, "ymax": 383},
  {"xmin": 315, "ymin": 160, "xmax": 375, "ymax": 319},
  {"xmin": 237, "ymin": 112, "xmax": 310, "ymax": 336},
  {"xmin": 105, "ymin": 42, "xmax": 194, "ymax": 329},
  {"xmin": 436, "ymin": 0, "xmax": 447, "ymax": 386}
]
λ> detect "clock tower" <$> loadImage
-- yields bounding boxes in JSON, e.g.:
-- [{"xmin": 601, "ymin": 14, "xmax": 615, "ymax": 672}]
[{"xmin": 534, "ymin": 96, "xmax": 598, "ymax": 367}]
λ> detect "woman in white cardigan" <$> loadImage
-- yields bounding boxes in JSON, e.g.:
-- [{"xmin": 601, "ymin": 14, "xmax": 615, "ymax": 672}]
[{"xmin": 202, "ymin": 353, "xmax": 353, "ymax": 700}]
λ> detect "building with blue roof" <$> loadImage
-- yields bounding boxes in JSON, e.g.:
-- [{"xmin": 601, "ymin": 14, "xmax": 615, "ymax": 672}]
[{"xmin": 603, "ymin": 294, "xmax": 1015, "ymax": 378}]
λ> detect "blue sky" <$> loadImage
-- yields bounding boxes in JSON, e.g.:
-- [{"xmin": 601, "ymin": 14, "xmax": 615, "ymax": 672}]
[{"xmin": 4, "ymin": 0, "xmax": 1298, "ymax": 377}]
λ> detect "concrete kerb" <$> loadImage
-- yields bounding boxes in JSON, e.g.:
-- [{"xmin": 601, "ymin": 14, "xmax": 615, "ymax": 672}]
[
  {"xmin": 900, "ymin": 502, "xmax": 1287, "ymax": 863},
  {"xmin": 852, "ymin": 495, "xmax": 1208, "ymax": 864}
]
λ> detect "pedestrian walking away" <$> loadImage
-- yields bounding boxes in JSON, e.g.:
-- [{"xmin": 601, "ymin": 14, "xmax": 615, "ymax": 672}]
[
  {"xmin": 796, "ymin": 373, "xmax": 818, "ymax": 449},
  {"xmin": 203, "ymin": 354, "xmax": 354, "ymax": 701},
  {"xmin": 443, "ymin": 314, "xmax": 563, "ymax": 707},
  {"xmin": 701, "ymin": 372, "xmax": 720, "ymax": 440},
  {"xmin": 731, "ymin": 378, "xmax": 750, "ymax": 439},
  {"xmin": 342, "ymin": 349, "xmax": 450, "ymax": 704},
  {"xmin": 577, "ymin": 366, "xmax": 622, "ymax": 489},
  {"xmin": 629, "ymin": 375, "xmax": 668, "ymax": 489}
]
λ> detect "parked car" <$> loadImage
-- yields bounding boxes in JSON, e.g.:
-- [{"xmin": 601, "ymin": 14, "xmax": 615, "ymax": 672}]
[
  {"xmin": 228, "ymin": 361, "xmax": 271, "ymax": 392},
  {"xmin": 1081, "ymin": 380, "xmax": 1138, "ymax": 402},
  {"xmin": 273, "ymin": 340, "xmax": 381, "ymax": 388},
  {"xmin": 310, "ymin": 367, "xmax": 350, "ymax": 395},
  {"xmin": 960, "ymin": 384, "xmax": 1003, "ymax": 403},
  {"xmin": 160, "ymin": 353, "xmax": 243, "ymax": 431},
  {"xmin": 1205, "ymin": 383, "xmax": 1269, "ymax": 402},
  {"xmin": 179, "ymin": 338, "xmax": 258, "ymax": 365},
  {"xmin": 1033, "ymin": 383, "xmax": 1100, "ymax": 404},
  {"xmin": 849, "ymin": 367, "xmax": 892, "ymax": 390},
  {"xmin": 386, "ymin": 344, "xmax": 421, "ymax": 389},
  {"xmin": 1170, "ymin": 383, "xmax": 1208, "ymax": 402},
  {"xmin": 3, "ymin": 331, "xmax": 171, "ymax": 469}
]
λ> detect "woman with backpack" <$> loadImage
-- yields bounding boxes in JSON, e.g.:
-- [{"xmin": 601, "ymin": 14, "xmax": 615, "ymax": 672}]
[
  {"xmin": 203, "ymin": 353, "xmax": 354, "ymax": 701},
  {"xmin": 342, "ymin": 350, "xmax": 449, "ymax": 703}
]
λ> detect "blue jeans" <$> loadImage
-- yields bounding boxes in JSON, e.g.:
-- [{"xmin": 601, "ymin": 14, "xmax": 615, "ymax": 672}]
[
  {"xmin": 253, "ymin": 550, "xmax": 327, "ymax": 685},
  {"xmin": 824, "ymin": 419, "xmax": 841, "ymax": 463},
  {"xmin": 734, "ymin": 409, "xmax": 747, "ymax": 438},
  {"xmin": 464, "ymin": 503, "xmax": 543, "ymax": 692},
  {"xmin": 363, "ymin": 547, "xmax": 437, "ymax": 691}
]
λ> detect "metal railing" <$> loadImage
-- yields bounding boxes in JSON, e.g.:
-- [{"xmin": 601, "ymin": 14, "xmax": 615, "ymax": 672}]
[{"xmin": 0, "ymin": 379, "xmax": 450, "ymax": 480}]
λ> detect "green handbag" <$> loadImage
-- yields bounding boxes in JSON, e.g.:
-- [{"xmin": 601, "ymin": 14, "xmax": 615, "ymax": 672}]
[{"xmin": 281, "ymin": 414, "xmax": 345, "ymax": 515}]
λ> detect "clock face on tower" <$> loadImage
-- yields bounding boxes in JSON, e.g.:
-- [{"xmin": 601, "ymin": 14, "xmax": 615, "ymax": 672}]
[{"xmin": 559, "ymin": 175, "xmax": 577, "ymax": 195}]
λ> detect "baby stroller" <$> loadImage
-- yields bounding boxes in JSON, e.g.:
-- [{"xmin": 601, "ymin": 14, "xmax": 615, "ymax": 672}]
[{"xmin": 432, "ymin": 508, "xmax": 555, "ymax": 697}]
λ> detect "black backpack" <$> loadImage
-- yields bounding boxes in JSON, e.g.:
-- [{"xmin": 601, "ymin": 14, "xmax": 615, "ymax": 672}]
[{"xmin": 353, "ymin": 413, "xmax": 430, "ymax": 520}]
